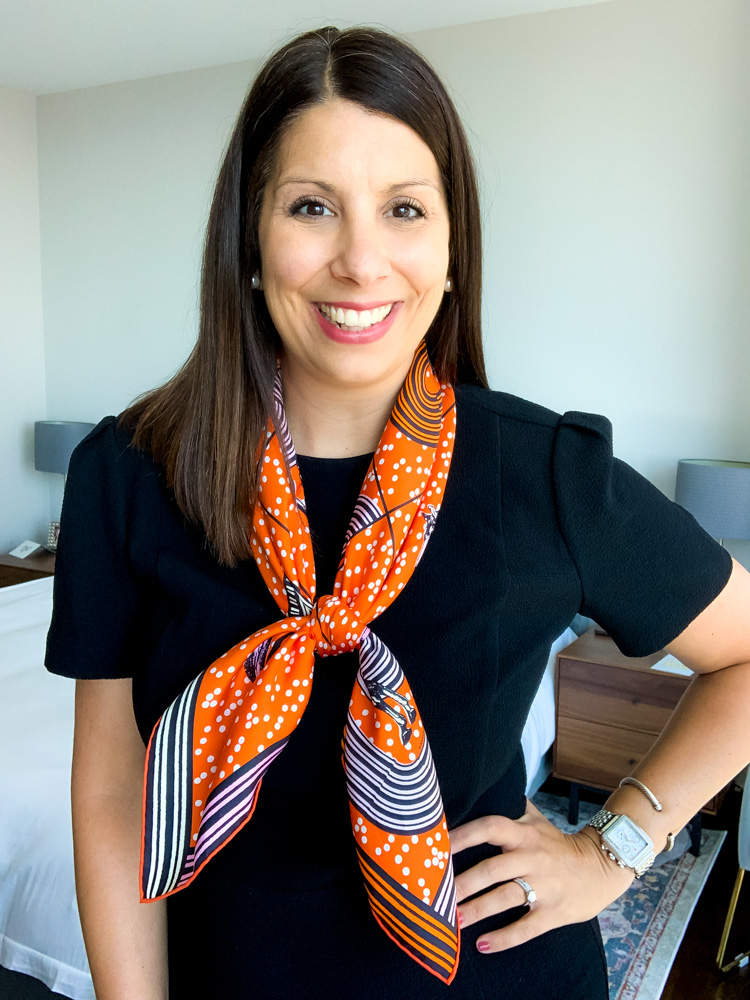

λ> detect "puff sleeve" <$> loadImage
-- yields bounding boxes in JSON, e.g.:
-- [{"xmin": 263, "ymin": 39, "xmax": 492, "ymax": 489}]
[{"xmin": 553, "ymin": 411, "xmax": 732, "ymax": 656}]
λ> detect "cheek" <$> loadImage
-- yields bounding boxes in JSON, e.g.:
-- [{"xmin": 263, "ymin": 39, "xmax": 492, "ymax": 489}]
[
  {"xmin": 263, "ymin": 229, "xmax": 326, "ymax": 299},
  {"xmin": 393, "ymin": 234, "xmax": 450, "ymax": 295}
]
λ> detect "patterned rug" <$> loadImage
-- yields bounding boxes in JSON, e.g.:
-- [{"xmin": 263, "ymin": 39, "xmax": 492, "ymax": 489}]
[{"xmin": 532, "ymin": 791, "xmax": 726, "ymax": 1000}]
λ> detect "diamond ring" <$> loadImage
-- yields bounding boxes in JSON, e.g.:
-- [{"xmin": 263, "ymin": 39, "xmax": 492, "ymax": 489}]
[{"xmin": 512, "ymin": 877, "xmax": 537, "ymax": 905}]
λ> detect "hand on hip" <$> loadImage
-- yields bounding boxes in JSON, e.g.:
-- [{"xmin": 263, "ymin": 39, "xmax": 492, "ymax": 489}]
[{"xmin": 449, "ymin": 800, "xmax": 634, "ymax": 953}]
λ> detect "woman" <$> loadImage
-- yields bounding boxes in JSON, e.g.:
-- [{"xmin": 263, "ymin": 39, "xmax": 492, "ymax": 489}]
[{"xmin": 46, "ymin": 25, "xmax": 750, "ymax": 1000}]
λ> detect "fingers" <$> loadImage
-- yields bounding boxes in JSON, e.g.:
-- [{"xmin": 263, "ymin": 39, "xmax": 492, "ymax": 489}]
[
  {"xmin": 455, "ymin": 851, "xmax": 528, "ymax": 904},
  {"xmin": 450, "ymin": 809, "xmax": 636, "ymax": 957},
  {"xmin": 475, "ymin": 911, "xmax": 548, "ymax": 953},
  {"xmin": 457, "ymin": 879, "xmax": 529, "ymax": 928},
  {"xmin": 449, "ymin": 813, "xmax": 527, "ymax": 856}
]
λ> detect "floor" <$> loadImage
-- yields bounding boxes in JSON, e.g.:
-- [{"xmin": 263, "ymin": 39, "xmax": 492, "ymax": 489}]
[
  {"xmin": 1, "ymin": 784, "xmax": 747, "ymax": 1000},
  {"xmin": 661, "ymin": 784, "xmax": 749, "ymax": 1000}
]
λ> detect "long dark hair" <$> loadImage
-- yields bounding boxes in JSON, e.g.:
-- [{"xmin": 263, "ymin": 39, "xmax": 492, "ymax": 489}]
[{"xmin": 121, "ymin": 25, "xmax": 487, "ymax": 566}]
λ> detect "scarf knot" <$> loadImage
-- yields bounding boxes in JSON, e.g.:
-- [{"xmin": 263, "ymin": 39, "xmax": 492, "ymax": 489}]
[
  {"xmin": 141, "ymin": 344, "xmax": 461, "ymax": 985},
  {"xmin": 306, "ymin": 597, "xmax": 365, "ymax": 656}
]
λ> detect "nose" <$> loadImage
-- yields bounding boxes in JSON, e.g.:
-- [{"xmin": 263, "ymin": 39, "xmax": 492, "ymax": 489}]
[{"xmin": 330, "ymin": 214, "xmax": 391, "ymax": 287}]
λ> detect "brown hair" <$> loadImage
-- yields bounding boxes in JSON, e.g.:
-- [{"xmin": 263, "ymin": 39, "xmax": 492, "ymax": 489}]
[{"xmin": 121, "ymin": 25, "xmax": 487, "ymax": 566}]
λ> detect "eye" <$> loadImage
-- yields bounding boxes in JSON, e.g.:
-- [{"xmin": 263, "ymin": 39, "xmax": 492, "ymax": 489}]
[
  {"xmin": 289, "ymin": 198, "xmax": 333, "ymax": 218},
  {"xmin": 388, "ymin": 200, "xmax": 426, "ymax": 221}
]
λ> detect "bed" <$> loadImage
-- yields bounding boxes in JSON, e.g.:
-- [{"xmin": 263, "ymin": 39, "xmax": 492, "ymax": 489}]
[
  {"xmin": 0, "ymin": 577, "xmax": 92, "ymax": 999},
  {"xmin": 0, "ymin": 574, "xmax": 576, "ymax": 998}
]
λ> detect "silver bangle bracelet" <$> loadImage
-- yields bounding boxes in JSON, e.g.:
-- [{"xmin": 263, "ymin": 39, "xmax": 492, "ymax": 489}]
[
  {"xmin": 618, "ymin": 776, "xmax": 663, "ymax": 812},
  {"xmin": 618, "ymin": 778, "xmax": 676, "ymax": 852}
]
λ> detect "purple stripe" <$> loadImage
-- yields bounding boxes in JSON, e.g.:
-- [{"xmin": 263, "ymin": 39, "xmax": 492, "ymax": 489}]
[
  {"xmin": 194, "ymin": 744, "xmax": 286, "ymax": 861},
  {"xmin": 201, "ymin": 743, "xmax": 285, "ymax": 823}
]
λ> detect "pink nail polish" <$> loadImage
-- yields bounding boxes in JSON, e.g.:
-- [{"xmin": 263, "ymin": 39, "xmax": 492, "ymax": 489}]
[
  {"xmin": 477, "ymin": 940, "xmax": 491, "ymax": 953},
  {"xmin": 457, "ymin": 911, "xmax": 464, "ymax": 927}
]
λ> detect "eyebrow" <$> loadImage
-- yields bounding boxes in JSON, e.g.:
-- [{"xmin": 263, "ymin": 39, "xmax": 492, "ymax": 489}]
[{"xmin": 273, "ymin": 177, "xmax": 441, "ymax": 195}]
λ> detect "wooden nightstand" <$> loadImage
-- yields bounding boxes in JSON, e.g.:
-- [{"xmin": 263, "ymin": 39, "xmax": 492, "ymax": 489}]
[
  {"xmin": 552, "ymin": 629, "xmax": 728, "ymax": 853},
  {"xmin": 0, "ymin": 551, "xmax": 56, "ymax": 588}
]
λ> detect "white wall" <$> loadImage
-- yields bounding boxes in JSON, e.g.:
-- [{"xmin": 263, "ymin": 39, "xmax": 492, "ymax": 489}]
[
  {"xmin": 416, "ymin": 0, "xmax": 750, "ymax": 565},
  {"xmin": 0, "ymin": 86, "xmax": 49, "ymax": 552},
  {"xmin": 29, "ymin": 0, "xmax": 750, "ymax": 564},
  {"xmin": 37, "ymin": 62, "xmax": 259, "ymax": 422}
]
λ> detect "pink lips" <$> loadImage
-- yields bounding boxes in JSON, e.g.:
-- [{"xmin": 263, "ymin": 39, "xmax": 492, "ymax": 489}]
[{"xmin": 313, "ymin": 302, "xmax": 401, "ymax": 344}]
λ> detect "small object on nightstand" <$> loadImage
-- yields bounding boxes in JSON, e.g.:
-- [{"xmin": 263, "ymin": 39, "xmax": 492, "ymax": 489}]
[
  {"xmin": 650, "ymin": 652, "xmax": 693, "ymax": 677},
  {"xmin": 9, "ymin": 540, "xmax": 42, "ymax": 559}
]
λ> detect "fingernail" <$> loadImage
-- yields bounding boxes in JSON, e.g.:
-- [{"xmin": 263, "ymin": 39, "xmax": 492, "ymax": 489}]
[
  {"xmin": 477, "ymin": 940, "xmax": 491, "ymax": 953},
  {"xmin": 457, "ymin": 911, "xmax": 464, "ymax": 927}
]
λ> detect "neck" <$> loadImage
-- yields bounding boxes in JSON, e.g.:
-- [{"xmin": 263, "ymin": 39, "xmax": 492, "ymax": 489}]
[{"xmin": 280, "ymin": 362, "xmax": 405, "ymax": 458}]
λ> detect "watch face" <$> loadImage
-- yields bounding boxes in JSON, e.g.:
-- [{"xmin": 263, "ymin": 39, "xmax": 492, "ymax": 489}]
[{"xmin": 604, "ymin": 816, "xmax": 651, "ymax": 863}]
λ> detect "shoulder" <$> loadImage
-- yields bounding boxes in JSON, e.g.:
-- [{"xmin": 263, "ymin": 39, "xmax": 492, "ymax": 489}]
[
  {"xmin": 70, "ymin": 415, "xmax": 162, "ymax": 479},
  {"xmin": 455, "ymin": 383, "xmax": 560, "ymax": 430},
  {"xmin": 456, "ymin": 384, "xmax": 613, "ymax": 440},
  {"xmin": 65, "ymin": 415, "xmax": 167, "ymax": 521}
]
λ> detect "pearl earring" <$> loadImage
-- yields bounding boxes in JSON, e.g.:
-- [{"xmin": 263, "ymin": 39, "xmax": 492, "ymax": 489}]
[
  {"xmin": 444, "ymin": 278, "xmax": 452, "ymax": 293},
  {"xmin": 251, "ymin": 272, "xmax": 261, "ymax": 290}
]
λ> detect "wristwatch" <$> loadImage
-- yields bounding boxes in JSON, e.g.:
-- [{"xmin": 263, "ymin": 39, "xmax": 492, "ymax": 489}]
[{"xmin": 586, "ymin": 809, "xmax": 656, "ymax": 879}]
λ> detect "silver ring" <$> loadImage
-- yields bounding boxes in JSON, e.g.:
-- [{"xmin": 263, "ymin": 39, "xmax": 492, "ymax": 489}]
[{"xmin": 512, "ymin": 878, "xmax": 537, "ymax": 905}]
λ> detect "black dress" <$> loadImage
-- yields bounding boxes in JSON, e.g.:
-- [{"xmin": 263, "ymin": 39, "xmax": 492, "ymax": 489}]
[{"xmin": 46, "ymin": 384, "xmax": 731, "ymax": 1000}]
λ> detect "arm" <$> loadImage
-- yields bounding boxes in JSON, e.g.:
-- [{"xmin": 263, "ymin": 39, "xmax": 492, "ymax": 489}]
[
  {"xmin": 451, "ymin": 559, "xmax": 750, "ymax": 951},
  {"xmin": 72, "ymin": 678, "xmax": 168, "ymax": 999},
  {"xmin": 590, "ymin": 556, "xmax": 750, "ymax": 849}
]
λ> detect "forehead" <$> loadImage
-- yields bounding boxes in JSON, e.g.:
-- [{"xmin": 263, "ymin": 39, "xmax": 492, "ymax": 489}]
[{"xmin": 270, "ymin": 99, "xmax": 444, "ymax": 195}]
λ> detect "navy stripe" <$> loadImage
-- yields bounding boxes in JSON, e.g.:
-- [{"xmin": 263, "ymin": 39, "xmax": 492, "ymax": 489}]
[{"xmin": 192, "ymin": 740, "xmax": 288, "ymax": 871}]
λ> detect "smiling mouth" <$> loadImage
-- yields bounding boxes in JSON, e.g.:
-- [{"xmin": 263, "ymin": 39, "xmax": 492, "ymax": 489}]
[{"xmin": 317, "ymin": 302, "xmax": 394, "ymax": 332}]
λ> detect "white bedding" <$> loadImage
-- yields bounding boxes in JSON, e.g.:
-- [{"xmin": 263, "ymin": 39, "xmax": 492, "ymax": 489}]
[
  {"xmin": 0, "ymin": 576, "xmax": 570, "ymax": 998},
  {"xmin": 0, "ymin": 577, "xmax": 93, "ymax": 999}
]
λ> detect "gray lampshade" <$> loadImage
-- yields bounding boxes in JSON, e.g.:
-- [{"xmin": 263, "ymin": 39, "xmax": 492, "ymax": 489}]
[
  {"xmin": 34, "ymin": 421, "xmax": 95, "ymax": 475},
  {"xmin": 675, "ymin": 459, "xmax": 750, "ymax": 540}
]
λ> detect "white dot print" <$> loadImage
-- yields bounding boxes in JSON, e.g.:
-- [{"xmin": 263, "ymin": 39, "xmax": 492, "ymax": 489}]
[{"xmin": 163, "ymin": 359, "xmax": 457, "ymax": 924}]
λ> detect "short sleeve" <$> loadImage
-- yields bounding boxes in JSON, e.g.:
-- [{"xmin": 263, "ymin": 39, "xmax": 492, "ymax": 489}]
[
  {"xmin": 553, "ymin": 411, "xmax": 732, "ymax": 656},
  {"xmin": 45, "ymin": 416, "xmax": 155, "ymax": 679}
]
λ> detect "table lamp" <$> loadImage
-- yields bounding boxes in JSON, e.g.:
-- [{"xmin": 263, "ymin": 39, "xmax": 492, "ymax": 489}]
[
  {"xmin": 674, "ymin": 459, "xmax": 750, "ymax": 544},
  {"xmin": 34, "ymin": 420, "xmax": 95, "ymax": 550}
]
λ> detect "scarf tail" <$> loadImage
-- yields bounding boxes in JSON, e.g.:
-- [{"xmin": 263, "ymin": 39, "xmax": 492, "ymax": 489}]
[
  {"xmin": 343, "ymin": 628, "xmax": 460, "ymax": 984},
  {"xmin": 140, "ymin": 343, "xmax": 462, "ymax": 984},
  {"xmin": 140, "ymin": 634, "xmax": 298, "ymax": 902}
]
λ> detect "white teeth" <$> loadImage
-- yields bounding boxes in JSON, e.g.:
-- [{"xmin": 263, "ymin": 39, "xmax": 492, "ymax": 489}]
[{"xmin": 319, "ymin": 303, "xmax": 393, "ymax": 329}]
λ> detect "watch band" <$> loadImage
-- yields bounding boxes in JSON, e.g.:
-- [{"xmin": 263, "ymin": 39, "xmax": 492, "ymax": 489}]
[
  {"xmin": 588, "ymin": 808, "xmax": 617, "ymax": 832},
  {"xmin": 587, "ymin": 808, "xmax": 656, "ymax": 879}
]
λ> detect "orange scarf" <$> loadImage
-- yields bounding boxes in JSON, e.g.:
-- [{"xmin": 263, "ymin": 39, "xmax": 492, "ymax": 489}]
[{"xmin": 141, "ymin": 343, "xmax": 460, "ymax": 984}]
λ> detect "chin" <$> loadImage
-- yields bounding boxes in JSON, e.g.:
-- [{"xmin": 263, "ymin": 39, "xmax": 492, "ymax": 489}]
[{"xmin": 320, "ymin": 348, "xmax": 415, "ymax": 392}]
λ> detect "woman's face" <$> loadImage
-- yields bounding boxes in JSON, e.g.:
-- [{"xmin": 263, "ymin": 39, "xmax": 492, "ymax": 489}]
[{"xmin": 258, "ymin": 99, "xmax": 450, "ymax": 400}]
